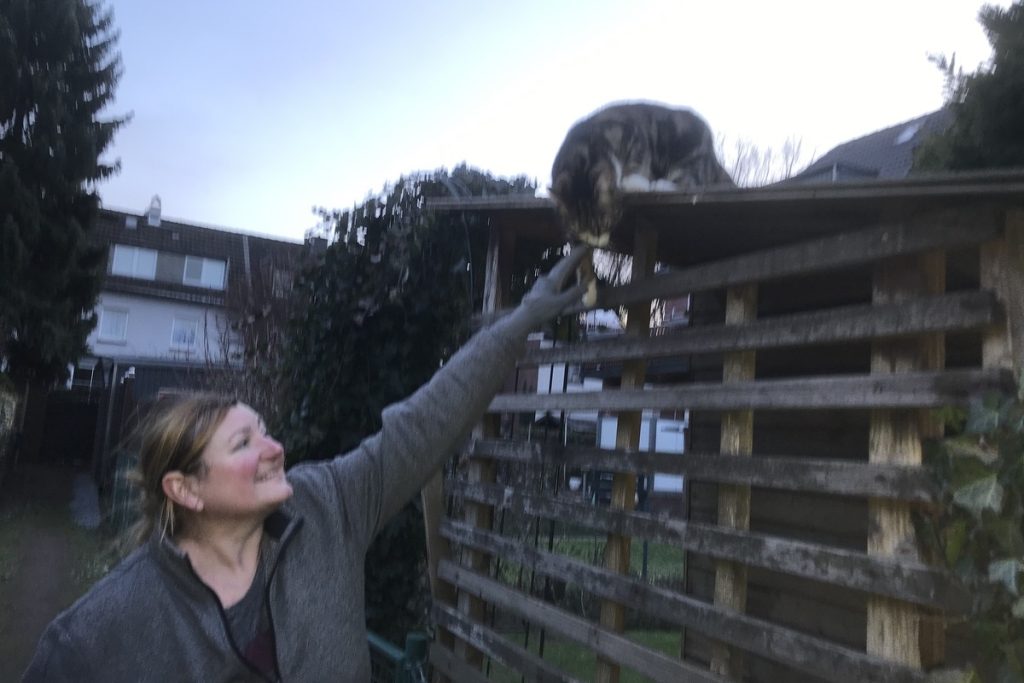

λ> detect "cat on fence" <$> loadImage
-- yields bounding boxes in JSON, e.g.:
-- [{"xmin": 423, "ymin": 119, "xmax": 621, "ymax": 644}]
[{"xmin": 549, "ymin": 102, "xmax": 734, "ymax": 306}]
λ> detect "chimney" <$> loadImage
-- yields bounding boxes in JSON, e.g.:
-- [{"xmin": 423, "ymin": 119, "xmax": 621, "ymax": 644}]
[
  {"xmin": 146, "ymin": 195, "xmax": 162, "ymax": 227},
  {"xmin": 304, "ymin": 234, "xmax": 328, "ymax": 255}
]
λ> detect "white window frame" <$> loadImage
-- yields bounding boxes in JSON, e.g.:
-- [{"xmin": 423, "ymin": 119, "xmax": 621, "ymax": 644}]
[
  {"xmin": 97, "ymin": 307, "xmax": 128, "ymax": 344},
  {"xmin": 170, "ymin": 317, "xmax": 199, "ymax": 352},
  {"xmin": 110, "ymin": 245, "xmax": 157, "ymax": 280},
  {"xmin": 183, "ymin": 256, "xmax": 226, "ymax": 290}
]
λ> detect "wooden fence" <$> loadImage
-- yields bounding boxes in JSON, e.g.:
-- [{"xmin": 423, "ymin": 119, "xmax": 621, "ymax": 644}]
[{"xmin": 425, "ymin": 170, "xmax": 1024, "ymax": 682}]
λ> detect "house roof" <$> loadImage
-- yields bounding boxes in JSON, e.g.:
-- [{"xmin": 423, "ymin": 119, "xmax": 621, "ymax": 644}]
[{"xmin": 792, "ymin": 108, "xmax": 954, "ymax": 183}]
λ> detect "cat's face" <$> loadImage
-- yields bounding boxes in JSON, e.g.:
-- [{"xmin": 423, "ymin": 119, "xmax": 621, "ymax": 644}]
[{"xmin": 550, "ymin": 154, "xmax": 621, "ymax": 247}]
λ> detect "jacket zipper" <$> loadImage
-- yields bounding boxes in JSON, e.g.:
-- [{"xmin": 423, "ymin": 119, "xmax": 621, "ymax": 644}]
[
  {"xmin": 262, "ymin": 518, "xmax": 301, "ymax": 683},
  {"xmin": 184, "ymin": 558, "xmax": 275, "ymax": 683}
]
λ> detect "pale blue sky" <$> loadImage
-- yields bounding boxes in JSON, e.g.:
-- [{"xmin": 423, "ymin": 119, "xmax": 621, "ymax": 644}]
[{"xmin": 98, "ymin": 1, "xmax": 1003, "ymax": 241}]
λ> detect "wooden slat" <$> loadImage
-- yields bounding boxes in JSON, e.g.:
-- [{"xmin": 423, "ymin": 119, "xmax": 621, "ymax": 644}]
[
  {"xmin": 433, "ymin": 602, "xmax": 582, "ymax": 683},
  {"xmin": 469, "ymin": 440, "xmax": 938, "ymax": 501},
  {"xmin": 453, "ymin": 221, "xmax": 516, "ymax": 671},
  {"xmin": 449, "ymin": 480, "xmax": 967, "ymax": 610},
  {"xmin": 592, "ymin": 211, "xmax": 999, "ymax": 311},
  {"xmin": 426, "ymin": 169, "xmax": 1024, "ymax": 213},
  {"xmin": 439, "ymin": 559, "xmax": 725, "ymax": 683},
  {"xmin": 430, "ymin": 643, "xmax": 492, "ymax": 683},
  {"xmin": 866, "ymin": 250, "xmax": 947, "ymax": 668},
  {"xmin": 523, "ymin": 290, "xmax": 999, "ymax": 366},
  {"xmin": 982, "ymin": 209, "xmax": 1024, "ymax": 374},
  {"xmin": 711, "ymin": 282, "xmax": 757, "ymax": 678},
  {"xmin": 489, "ymin": 368, "xmax": 1013, "ymax": 413},
  {"xmin": 441, "ymin": 524, "xmax": 928, "ymax": 683},
  {"xmin": 597, "ymin": 225, "xmax": 656, "ymax": 683}
]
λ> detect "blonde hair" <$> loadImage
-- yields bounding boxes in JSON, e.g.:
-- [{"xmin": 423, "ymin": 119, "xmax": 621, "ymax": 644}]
[{"xmin": 127, "ymin": 393, "xmax": 237, "ymax": 548}]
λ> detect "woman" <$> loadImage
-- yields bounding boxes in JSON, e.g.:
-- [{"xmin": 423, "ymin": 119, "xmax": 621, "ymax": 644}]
[{"xmin": 23, "ymin": 247, "xmax": 589, "ymax": 682}]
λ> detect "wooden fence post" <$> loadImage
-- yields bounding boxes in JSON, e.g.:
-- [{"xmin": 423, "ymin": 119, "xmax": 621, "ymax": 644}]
[
  {"xmin": 982, "ymin": 208, "xmax": 1024, "ymax": 374},
  {"xmin": 711, "ymin": 282, "xmax": 757, "ymax": 678},
  {"xmin": 866, "ymin": 243, "xmax": 945, "ymax": 668},
  {"xmin": 449, "ymin": 223, "xmax": 516, "ymax": 672},
  {"xmin": 596, "ymin": 227, "xmax": 657, "ymax": 683}
]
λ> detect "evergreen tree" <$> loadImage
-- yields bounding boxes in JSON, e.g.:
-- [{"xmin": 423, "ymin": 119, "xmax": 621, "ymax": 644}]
[
  {"xmin": 0, "ymin": 0, "xmax": 126, "ymax": 383},
  {"xmin": 915, "ymin": 1, "xmax": 1024, "ymax": 170}
]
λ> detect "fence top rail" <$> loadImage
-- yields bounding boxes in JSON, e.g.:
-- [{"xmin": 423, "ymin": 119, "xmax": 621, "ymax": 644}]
[
  {"xmin": 426, "ymin": 170, "xmax": 1024, "ymax": 267},
  {"xmin": 428, "ymin": 169, "xmax": 1024, "ymax": 213}
]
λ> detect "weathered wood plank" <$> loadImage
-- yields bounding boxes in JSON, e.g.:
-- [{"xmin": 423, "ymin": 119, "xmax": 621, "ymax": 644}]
[
  {"xmin": 448, "ymin": 480, "xmax": 968, "ymax": 610},
  {"xmin": 711, "ymin": 282, "xmax": 758, "ymax": 679},
  {"xmin": 982, "ymin": 209, "xmax": 1024, "ymax": 374},
  {"xmin": 429, "ymin": 642, "xmax": 492, "ymax": 683},
  {"xmin": 433, "ymin": 602, "xmax": 583, "ymax": 683},
  {"xmin": 427, "ymin": 171, "xmax": 1024, "ymax": 214},
  {"xmin": 522, "ymin": 290, "xmax": 999, "ymax": 366},
  {"xmin": 866, "ymin": 251, "xmax": 946, "ymax": 668},
  {"xmin": 597, "ymin": 226, "xmax": 656, "ymax": 683},
  {"xmin": 594, "ymin": 211, "xmax": 1000, "ymax": 310},
  {"xmin": 489, "ymin": 368, "xmax": 1013, "ymax": 413},
  {"xmin": 469, "ymin": 440, "xmax": 938, "ymax": 501},
  {"xmin": 454, "ymin": 221, "xmax": 515, "ymax": 670},
  {"xmin": 439, "ymin": 559, "xmax": 726, "ymax": 683},
  {"xmin": 440, "ymin": 525, "xmax": 928, "ymax": 683}
]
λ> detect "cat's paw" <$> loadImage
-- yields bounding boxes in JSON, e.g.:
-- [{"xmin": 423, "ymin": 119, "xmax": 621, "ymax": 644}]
[{"xmin": 620, "ymin": 174, "xmax": 653, "ymax": 192}]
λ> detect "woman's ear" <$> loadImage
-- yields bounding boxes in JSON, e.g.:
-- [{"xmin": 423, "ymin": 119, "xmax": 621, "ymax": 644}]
[{"xmin": 162, "ymin": 471, "xmax": 204, "ymax": 512}]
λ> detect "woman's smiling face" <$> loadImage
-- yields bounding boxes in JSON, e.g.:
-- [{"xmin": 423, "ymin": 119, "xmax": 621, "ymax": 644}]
[{"xmin": 193, "ymin": 403, "xmax": 293, "ymax": 518}]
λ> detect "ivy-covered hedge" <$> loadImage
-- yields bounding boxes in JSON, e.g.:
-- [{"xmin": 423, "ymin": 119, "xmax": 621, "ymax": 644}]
[
  {"xmin": 274, "ymin": 165, "xmax": 535, "ymax": 641},
  {"xmin": 920, "ymin": 380, "xmax": 1024, "ymax": 682}
]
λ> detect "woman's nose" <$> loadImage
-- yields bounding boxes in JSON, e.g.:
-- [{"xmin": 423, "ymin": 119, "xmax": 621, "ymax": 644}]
[{"xmin": 261, "ymin": 434, "xmax": 284, "ymax": 456}]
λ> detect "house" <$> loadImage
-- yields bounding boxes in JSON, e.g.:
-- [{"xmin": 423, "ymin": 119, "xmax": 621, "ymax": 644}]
[
  {"xmin": 790, "ymin": 108, "xmax": 953, "ymax": 183},
  {"xmin": 22, "ymin": 197, "xmax": 315, "ymax": 492}
]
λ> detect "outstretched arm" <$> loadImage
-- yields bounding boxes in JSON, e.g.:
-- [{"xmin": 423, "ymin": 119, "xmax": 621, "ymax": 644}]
[{"xmin": 296, "ymin": 247, "xmax": 589, "ymax": 549}]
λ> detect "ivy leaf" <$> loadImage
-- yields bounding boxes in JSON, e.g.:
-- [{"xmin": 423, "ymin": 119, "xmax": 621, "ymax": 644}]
[
  {"xmin": 989, "ymin": 518, "xmax": 1024, "ymax": 556},
  {"xmin": 953, "ymin": 474, "xmax": 1004, "ymax": 518},
  {"xmin": 945, "ymin": 435, "xmax": 999, "ymax": 465},
  {"xmin": 988, "ymin": 558, "xmax": 1023, "ymax": 595},
  {"xmin": 948, "ymin": 454, "xmax": 995, "ymax": 491},
  {"xmin": 1013, "ymin": 597, "xmax": 1024, "ymax": 619},
  {"xmin": 942, "ymin": 519, "xmax": 969, "ymax": 567}
]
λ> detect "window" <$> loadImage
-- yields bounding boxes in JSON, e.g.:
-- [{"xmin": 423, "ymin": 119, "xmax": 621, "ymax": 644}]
[
  {"xmin": 170, "ymin": 317, "xmax": 198, "ymax": 351},
  {"xmin": 97, "ymin": 307, "xmax": 128, "ymax": 343},
  {"xmin": 110, "ymin": 245, "xmax": 157, "ymax": 280},
  {"xmin": 183, "ymin": 256, "xmax": 226, "ymax": 289}
]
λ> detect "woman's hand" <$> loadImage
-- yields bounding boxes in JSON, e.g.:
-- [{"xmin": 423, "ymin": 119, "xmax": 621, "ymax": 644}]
[{"xmin": 507, "ymin": 246, "xmax": 591, "ymax": 333}]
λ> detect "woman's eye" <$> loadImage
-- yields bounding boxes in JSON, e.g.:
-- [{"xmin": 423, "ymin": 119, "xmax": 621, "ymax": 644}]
[{"xmin": 234, "ymin": 437, "xmax": 250, "ymax": 450}]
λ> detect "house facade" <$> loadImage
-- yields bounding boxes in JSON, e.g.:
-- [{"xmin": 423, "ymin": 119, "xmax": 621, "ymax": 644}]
[{"xmin": 23, "ymin": 198, "xmax": 313, "ymax": 490}]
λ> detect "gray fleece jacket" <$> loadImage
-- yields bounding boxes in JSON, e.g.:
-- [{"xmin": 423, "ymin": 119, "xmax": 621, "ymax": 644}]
[{"xmin": 22, "ymin": 314, "xmax": 528, "ymax": 682}]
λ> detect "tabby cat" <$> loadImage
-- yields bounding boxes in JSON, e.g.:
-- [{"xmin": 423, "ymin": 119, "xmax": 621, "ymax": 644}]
[{"xmin": 549, "ymin": 102, "xmax": 734, "ymax": 306}]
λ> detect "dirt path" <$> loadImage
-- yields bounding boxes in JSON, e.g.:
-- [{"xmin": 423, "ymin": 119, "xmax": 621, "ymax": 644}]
[{"xmin": 0, "ymin": 464, "xmax": 102, "ymax": 681}]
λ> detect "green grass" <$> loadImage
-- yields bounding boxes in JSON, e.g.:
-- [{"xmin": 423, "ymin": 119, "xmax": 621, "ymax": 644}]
[
  {"xmin": 497, "ymin": 536, "xmax": 685, "ymax": 587},
  {"xmin": 486, "ymin": 629, "xmax": 681, "ymax": 682}
]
